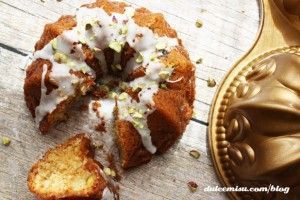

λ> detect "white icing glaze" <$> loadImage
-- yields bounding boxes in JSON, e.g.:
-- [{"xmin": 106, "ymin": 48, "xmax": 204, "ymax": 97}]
[
  {"xmin": 35, "ymin": 64, "xmax": 48, "ymax": 124},
  {"xmin": 88, "ymin": 99, "xmax": 115, "ymax": 133},
  {"xmin": 31, "ymin": 4, "xmax": 179, "ymax": 154},
  {"xmin": 101, "ymin": 187, "xmax": 115, "ymax": 200}
]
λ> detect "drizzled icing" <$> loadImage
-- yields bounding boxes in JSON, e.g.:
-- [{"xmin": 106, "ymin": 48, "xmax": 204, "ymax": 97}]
[
  {"xmin": 102, "ymin": 187, "xmax": 115, "ymax": 200},
  {"xmin": 32, "ymin": 5, "xmax": 179, "ymax": 154},
  {"xmin": 97, "ymin": 166, "xmax": 118, "ymax": 200},
  {"xmin": 33, "ymin": 31, "xmax": 93, "ymax": 124},
  {"xmin": 89, "ymin": 99, "xmax": 115, "ymax": 134}
]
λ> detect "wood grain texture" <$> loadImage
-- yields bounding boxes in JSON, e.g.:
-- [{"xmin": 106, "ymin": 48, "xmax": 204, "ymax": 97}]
[{"xmin": 0, "ymin": 0, "xmax": 259, "ymax": 199}]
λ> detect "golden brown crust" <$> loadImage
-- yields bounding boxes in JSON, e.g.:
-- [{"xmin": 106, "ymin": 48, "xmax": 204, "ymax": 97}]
[
  {"xmin": 28, "ymin": 134, "xmax": 108, "ymax": 200},
  {"xmin": 24, "ymin": 59, "xmax": 49, "ymax": 118},
  {"xmin": 83, "ymin": 0, "xmax": 128, "ymax": 15},
  {"xmin": 116, "ymin": 89, "xmax": 193, "ymax": 169},
  {"xmin": 115, "ymin": 120, "xmax": 152, "ymax": 169},
  {"xmin": 150, "ymin": 90, "xmax": 193, "ymax": 152},
  {"xmin": 35, "ymin": 15, "xmax": 77, "ymax": 51},
  {"xmin": 84, "ymin": 0, "xmax": 177, "ymax": 37},
  {"xmin": 162, "ymin": 47, "xmax": 196, "ymax": 105},
  {"xmin": 134, "ymin": 8, "xmax": 177, "ymax": 38}
]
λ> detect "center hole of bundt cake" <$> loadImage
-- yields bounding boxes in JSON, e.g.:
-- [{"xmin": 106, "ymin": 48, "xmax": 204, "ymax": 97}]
[{"xmin": 90, "ymin": 43, "xmax": 144, "ymax": 101}]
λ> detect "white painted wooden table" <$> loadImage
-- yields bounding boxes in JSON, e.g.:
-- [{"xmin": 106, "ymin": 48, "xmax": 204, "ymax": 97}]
[{"xmin": 0, "ymin": 0, "xmax": 260, "ymax": 199}]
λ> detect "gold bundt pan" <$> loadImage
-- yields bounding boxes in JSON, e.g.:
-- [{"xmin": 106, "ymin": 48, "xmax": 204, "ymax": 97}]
[
  {"xmin": 209, "ymin": 0, "xmax": 300, "ymax": 199},
  {"xmin": 274, "ymin": 0, "xmax": 300, "ymax": 30}
]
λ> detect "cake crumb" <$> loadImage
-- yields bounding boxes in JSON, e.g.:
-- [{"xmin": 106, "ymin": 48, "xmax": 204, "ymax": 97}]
[
  {"xmin": 195, "ymin": 19, "xmax": 203, "ymax": 28},
  {"xmin": 103, "ymin": 167, "xmax": 116, "ymax": 178},
  {"xmin": 187, "ymin": 181, "xmax": 198, "ymax": 193},
  {"xmin": 92, "ymin": 143, "xmax": 103, "ymax": 150},
  {"xmin": 207, "ymin": 78, "xmax": 216, "ymax": 87},
  {"xmin": 196, "ymin": 58, "xmax": 203, "ymax": 64}
]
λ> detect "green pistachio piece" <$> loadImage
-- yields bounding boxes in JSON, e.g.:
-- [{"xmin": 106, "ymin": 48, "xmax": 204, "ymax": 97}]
[
  {"xmin": 2, "ymin": 136, "xmax": 11, "ymax": 146},
  {"xmin": 54, "ymin": 52, "xmax": 68, "ymax": 64},
  {"xmin": 109, "ymin": 41, "xmax": 122, "ymax": 53}
]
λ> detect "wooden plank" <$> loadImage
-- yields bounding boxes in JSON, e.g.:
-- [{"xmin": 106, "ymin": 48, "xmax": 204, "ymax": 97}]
[{"xmin": 0, "ymin": 0, "xmax": 260, "ymax": 199}]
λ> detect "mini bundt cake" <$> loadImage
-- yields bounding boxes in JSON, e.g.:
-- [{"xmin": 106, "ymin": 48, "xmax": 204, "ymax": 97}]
[
  {"xmin": 24, "ymin": 0, "xmax": 195, "ymax": 168},
  {"xmin": 28, "ymin": 134, "xmax": 118, "ymax": 200}
]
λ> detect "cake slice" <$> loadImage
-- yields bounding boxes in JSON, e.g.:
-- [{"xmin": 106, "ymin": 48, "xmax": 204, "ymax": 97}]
[{"xmin": 28, "ymin": 134, "xmax": 116, "ymax": 200}]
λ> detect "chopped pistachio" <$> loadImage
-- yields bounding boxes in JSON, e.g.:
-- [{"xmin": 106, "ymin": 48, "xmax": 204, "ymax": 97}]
[
  {"xmin": 112, "ymin": 64, "xmax": 122, "ymax": 72},
  {"xmin": 110, "ymin": 169, "xmax": 116, "ymax": 177},
  {"xmin": 58, "ymin": 89, "xmax": 66, "ymax": 97},
  {"xmin": 2, "ymin": 136, "xmax": 11, "ymax": 146},
  {"xmin": 80, "ymin": 85, "xmax": 88, "ymax": 95},
  {"xmin": 93, "ymin": 47, "xmax": 102, "ymax": 53},
  {"xmin": 92, "ymin": 143, "xmax": 103, "ymax": 150},
  {"xmin": 150, "ymin": 53, "xmax": 157, "ymax": 61},
  {"xmin": 132, "ymin": 84, "xmax": 140, "ymax": 91},
  {"xmin": 99, "ymin": 85, "xmax": 110, "ymax": 92},
  {"xmin": 86, "ymin": 175, "xmax": 95, "ymax": 186},
  {"xmin": 132, "ymin": 119, "xmax": 144, "ymax": 129},
  {"xmin": 116, "ymin": 64, "xmax": 122, "ymax": 70},
  {"xmin": 138, "ymin": 83, "xmax": 145, "ymax": 89},
  {"xmin": 109, "ymin": 23, "xmax": 117, "ymax": 29},
  {"xmin": 119, "ymin": 26, "xmax": 128, "ymax": 35},
  {"xmin": 51, "ymin": 39, "xmax": 58, "ymax": 51},
  {"xmin": 95, "ymin": 19, "xmax": 101, "ymax": 26},
  {"xmin": 118, "ymin": 92, "xmax": 128, "ymax": 101},
  {"xmin": 89, "ymin": 35, "xmax": 96, "ymax": 41},
  {"xmin": 132, "ymin": 111, "xmax": 143, "ymax": 119},
  {"xmin": 85, "ymin": 23, "xmax": 92, "ymax": 31},
  {"xmin": 132, "ymin": 119, "xmax": 139, "ymax": 126},
  {"xmin": 103, "ymin": 167, "xmax": 112, "ymax": 176},
  {"xmin": 160, "ymin": 83, "xmax": 167, "ymax": 89},
  {"xmin": 189, "ymin": 150, "xmax": 200, "ymax": 159},
  {"xmin": 207, "ymin": 78, "xmax": 216, "ymax": 87},
  {"xmin": 161, "ymin": 49, "xmax": 168, "ymax": 56},
  {"xmin": 109, "ymin": 41, "xmax": 122, "ymax": 53},
  {"xmin": 103, "ymin": 167, "xmax": 116, "ymax": 177},
  {"xmin": 119, "ymin": 82, "xmax": 128, "ymax": 90},
  {"xmin": 166, "ymin": 63, "xmax": 175, "ymax": 68},
  {"xmin": 80, "ymin": 65, "xmax": 89, "ymax": 74},
  {"xmin": 79, "ymin": 37, "xmax": 86, "ymax": 44},
  {"xmin": 156, "ymin": 42, "xmax": 167, "ymax": 50},
  {"xmin": 128, "ymin": 107, "xmax": 135, "ymax": 114},
  {"xmin": 54, "ymin": 52, "xmax": 68, "ymax": 64},
  {"xmin": 109, "ymin": 91, "xmax": 118, "ymax": 99},
  {"xmin": 196, "ymin": 58, "xmax": 203, "ymax": 64},
  {"xmin": 159, "ymin": 70, "xmax": 170, "ymax": 80},
  {"xmin": 135, "ymin": 54, "xmax": 144, "ymax": 64},
  {"xmin": 136, "ymin": 33, "xmax": 143, "ymax": 38},
  {"xmin": 187, "ymin": 181, "xmax": 198, "ymax": 193},
  {"xmin": 195, "ymin": 19, "xmax": 203, "ymax": 28}
]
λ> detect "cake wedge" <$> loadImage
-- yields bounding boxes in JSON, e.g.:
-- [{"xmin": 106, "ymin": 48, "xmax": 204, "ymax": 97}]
[{"xmin": 28, "ymin": 134, "xmax": 117, "ymax": 200}]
